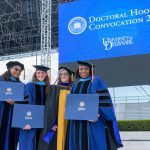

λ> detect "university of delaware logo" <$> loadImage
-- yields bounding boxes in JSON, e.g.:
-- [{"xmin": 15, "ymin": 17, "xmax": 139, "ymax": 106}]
[
  {"xmin": 78, "ymin": 101, "xmax": 86, "ymax": 111},
  {"xmin": 79, "ymin": 101, "xmax": 85, "ymax": 107},
  {"xmin": 68, "ymin": 17, "xmax": 87, "ymax": 35},
  {"xmin": 5, "ymin": 88, "xmax": 12, "ymax": 95},
  {"xmin": 25, "ymin": 111, "xmax": 32, "ymax": 120},
  {"xmin": 27, "ymin": 111, "xmax": 32, "ymax": 117}
]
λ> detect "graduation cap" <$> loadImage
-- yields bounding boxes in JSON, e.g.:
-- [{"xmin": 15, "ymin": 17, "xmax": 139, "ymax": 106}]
[
  {"xmin": 59, "ymin": 66, "xmax": 74, "ymax": 76},
  {"xmin": 6, "ymin": 61, "xmax": 24, "ymax": 70},
  {"xmin": 59, "ymin": 66, "xmax": 74, "ymax": 81},
  {"xmin": 77, "ymin": 60, "xmax": 95, "ymax": 68},
  {"xmin": 33, "ymin": 65, "xmax": 50, "ymax": 72},
  {"xmin": 77, "ymin": 60, "xmax": 95, "ymax": 81}
]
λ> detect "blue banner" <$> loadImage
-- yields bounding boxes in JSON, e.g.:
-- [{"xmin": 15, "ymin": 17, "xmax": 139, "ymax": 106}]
[{"xmin": 59, "ymin": 0, "xmax": 150, "ymax": 63}]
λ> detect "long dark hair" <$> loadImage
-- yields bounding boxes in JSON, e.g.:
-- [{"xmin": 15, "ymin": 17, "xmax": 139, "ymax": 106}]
[
  {"xmin": 32, "ymin": 72, "xmax": 50, "ymax": 94},
  {"xmin": 1, "ymin": 70, "xmax": 20, "ymax": 82}
]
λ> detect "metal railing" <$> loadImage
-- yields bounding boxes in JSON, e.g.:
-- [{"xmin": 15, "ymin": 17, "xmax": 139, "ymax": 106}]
[
  {"xmin": 112, "ymin": 96, "xmax": 150, "ymax": 104},
  {"xmin": 110, "ymin": 96, "xmax": 150, "ymax": 120}
]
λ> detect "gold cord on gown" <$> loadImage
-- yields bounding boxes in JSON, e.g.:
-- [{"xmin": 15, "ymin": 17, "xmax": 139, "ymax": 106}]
[{"xmin": 57, "ymin": 89, "xmax": 70, "ymax": 150}]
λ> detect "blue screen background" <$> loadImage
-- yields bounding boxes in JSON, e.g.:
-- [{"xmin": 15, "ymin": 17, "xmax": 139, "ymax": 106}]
[{"xmin": 59, "ymin": 0, "xmax": 150, "ymax": 63}]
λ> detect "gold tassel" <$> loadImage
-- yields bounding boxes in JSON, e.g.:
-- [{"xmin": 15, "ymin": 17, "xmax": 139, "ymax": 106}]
[
  {"xmin": 91, "ymin": 65, "xmax": 94, "ymax": 81},
  {"xmin": 71, "ymin": 73, "xmax": 74, "ymax": 82},
  {"xmin": 48, "ymin": 70, "xmax": 51, "ymax": 83},
  {"xmin": 23, "ymin": 69, "xmax": 25, "ymax": 80}
]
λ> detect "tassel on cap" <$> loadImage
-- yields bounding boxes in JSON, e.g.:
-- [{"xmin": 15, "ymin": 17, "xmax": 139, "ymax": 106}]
[
  {"xmin": 23, "ymin": 69, "xmax": 25, "ymax": 80},
  {"xmin": 91, "ymin": 64, "xmax": 94, "ymax": 81}
]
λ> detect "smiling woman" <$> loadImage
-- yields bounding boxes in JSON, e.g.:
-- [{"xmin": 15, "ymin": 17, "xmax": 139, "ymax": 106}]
[
  {"xmin": 2, "ymin": 61, "xmax": 24, "ymax": 81},
  {"xmin": 18, "ymin": 65, "xmax": 50, "ymax": 150},
  {"xmin": 64, "ymin": 60, "xmax": 123, "ymax": 150},
  {"xmin": 58, "ymin": 66, "xmax": 74, "ymax": 86},
  {"xmin": 0, "ymin": 61, "xmax": 25, "ymax": 150},
  {"xmin": 36, "ymin": 66, "xmax": 74, "ymax": 150}
]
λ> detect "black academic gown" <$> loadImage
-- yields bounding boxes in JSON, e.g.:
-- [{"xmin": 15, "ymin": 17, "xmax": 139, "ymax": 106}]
[
  {"xmin": 35, "ymin": 84, "xmax": 46, "ymax": 149},
  {"xmin": 0, "ymin": 75, "xmax": 22, "ymax": 150},
  {"xmin": 37, "ymin": 85, "xmax": 70, "ymax": 150}
]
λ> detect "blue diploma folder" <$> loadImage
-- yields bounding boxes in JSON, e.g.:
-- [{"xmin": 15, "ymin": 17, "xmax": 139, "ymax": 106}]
[
  {"xmin": 12, "ymin": 104, "xmax": 44, "ymax": 128},
  {"xmin": 0, "ymin": 81, "xmax": 24, "ymax": 101},
  {"xmin": 65, "ymin": 94, "xmax": 99, "ymax": 121}
]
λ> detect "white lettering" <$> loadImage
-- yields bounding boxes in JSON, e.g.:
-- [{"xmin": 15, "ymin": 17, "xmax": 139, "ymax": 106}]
[{"xmin": 130, "ymin": 8, "xmax": 150, "ymax": 16}]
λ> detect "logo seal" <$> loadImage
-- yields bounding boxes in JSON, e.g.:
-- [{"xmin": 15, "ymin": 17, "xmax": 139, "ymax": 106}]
[
  {"xmin": 68, "ymin": 17, "xmax": 87, "ymax": 35},
  {"xmin": 79, "ymin": 101, "xmax": 85, "ymax": 107},
  {"xmin": 27, "ymin": 111, "xmax": 32, "ymax": 117}
]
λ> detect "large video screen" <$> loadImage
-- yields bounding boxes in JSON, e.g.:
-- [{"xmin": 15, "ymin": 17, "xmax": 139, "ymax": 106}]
[{"xmin": 59, "ymin": 0, "xmax": 150, "ymax": 87}]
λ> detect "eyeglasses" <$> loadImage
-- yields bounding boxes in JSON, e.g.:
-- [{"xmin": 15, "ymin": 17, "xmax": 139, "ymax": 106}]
[
  {"xmin": 59, "ymin": 73, "xmax": 69, "ymax": 76},
  {"xmin": 13, "ymin": 68, "xmax": 22, "ymax": 73}
]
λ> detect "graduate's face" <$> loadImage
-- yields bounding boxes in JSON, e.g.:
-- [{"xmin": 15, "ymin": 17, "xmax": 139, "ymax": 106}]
[
  {"xmin": 36, "ymin": 70, "xmax": 47, "ymax": 81},
  {"xmin": 10, "ymin": 65, "xmax": 22, "ymax": 78},
  {"xmin": 79, "ymin": 66, "xmax": 90, "ymax": 78},
  {"xmin": 59, "ymin": 70, "xmax": 70, "ymax": 83}
]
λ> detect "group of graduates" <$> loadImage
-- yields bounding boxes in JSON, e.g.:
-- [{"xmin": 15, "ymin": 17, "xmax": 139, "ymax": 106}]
[{"xmin": 0, "ymin": 60, "xmax": 123, "ymax": 150}]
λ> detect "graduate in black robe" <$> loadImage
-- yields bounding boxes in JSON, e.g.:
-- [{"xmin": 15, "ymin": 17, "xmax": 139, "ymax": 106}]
[
  {"xmin": 0, "ymin": 61, "xmax": 26, "ymax": 150},
  {"xmin": 19, "ymin": 65, "xmax": 50, "ymax": 150},
  {"xmin": 37, "ymin": 67, "xmax": 74, "ymax": 150},
  {"xmin": 65, "ymin": 61, "xmax": 123, "ymax": 150}
]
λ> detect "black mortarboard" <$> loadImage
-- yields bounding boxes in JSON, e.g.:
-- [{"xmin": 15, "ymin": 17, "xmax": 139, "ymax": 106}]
[
  {"xmin": 33, "ymin": 65, "xmax": 50, "ymax": 72},
  {"xmin": 59, "ymin": 66, "xmax": 74, "ymax": 76},
  {"xmin": 77, "ymin": 60, "xmax": 95, "ymax": 68},
  {"xmin": 6, "ymin": 61, "xmax": 24, "ymax": 70}
]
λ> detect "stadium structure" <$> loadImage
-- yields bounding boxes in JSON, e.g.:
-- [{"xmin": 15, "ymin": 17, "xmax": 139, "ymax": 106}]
[{"xmin": 0, "ymin": 0, "xmax": 76, "ymax": 63}]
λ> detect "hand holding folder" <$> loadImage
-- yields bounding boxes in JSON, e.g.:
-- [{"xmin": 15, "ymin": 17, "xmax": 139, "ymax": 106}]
[
  {"xmin": 0, "ymin": 81, "xmax": 24, "ymax": 102},
  {"xmin": 23, "ymin": 124, "xmax": 31, "ymax": 130},
  {"xmin": 6, "ymin": 99, "xmax": 15, "ymax": 105},
  {"xmin": 12, "ymin": 104, "xmax": 44, "ymax": 128}
]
